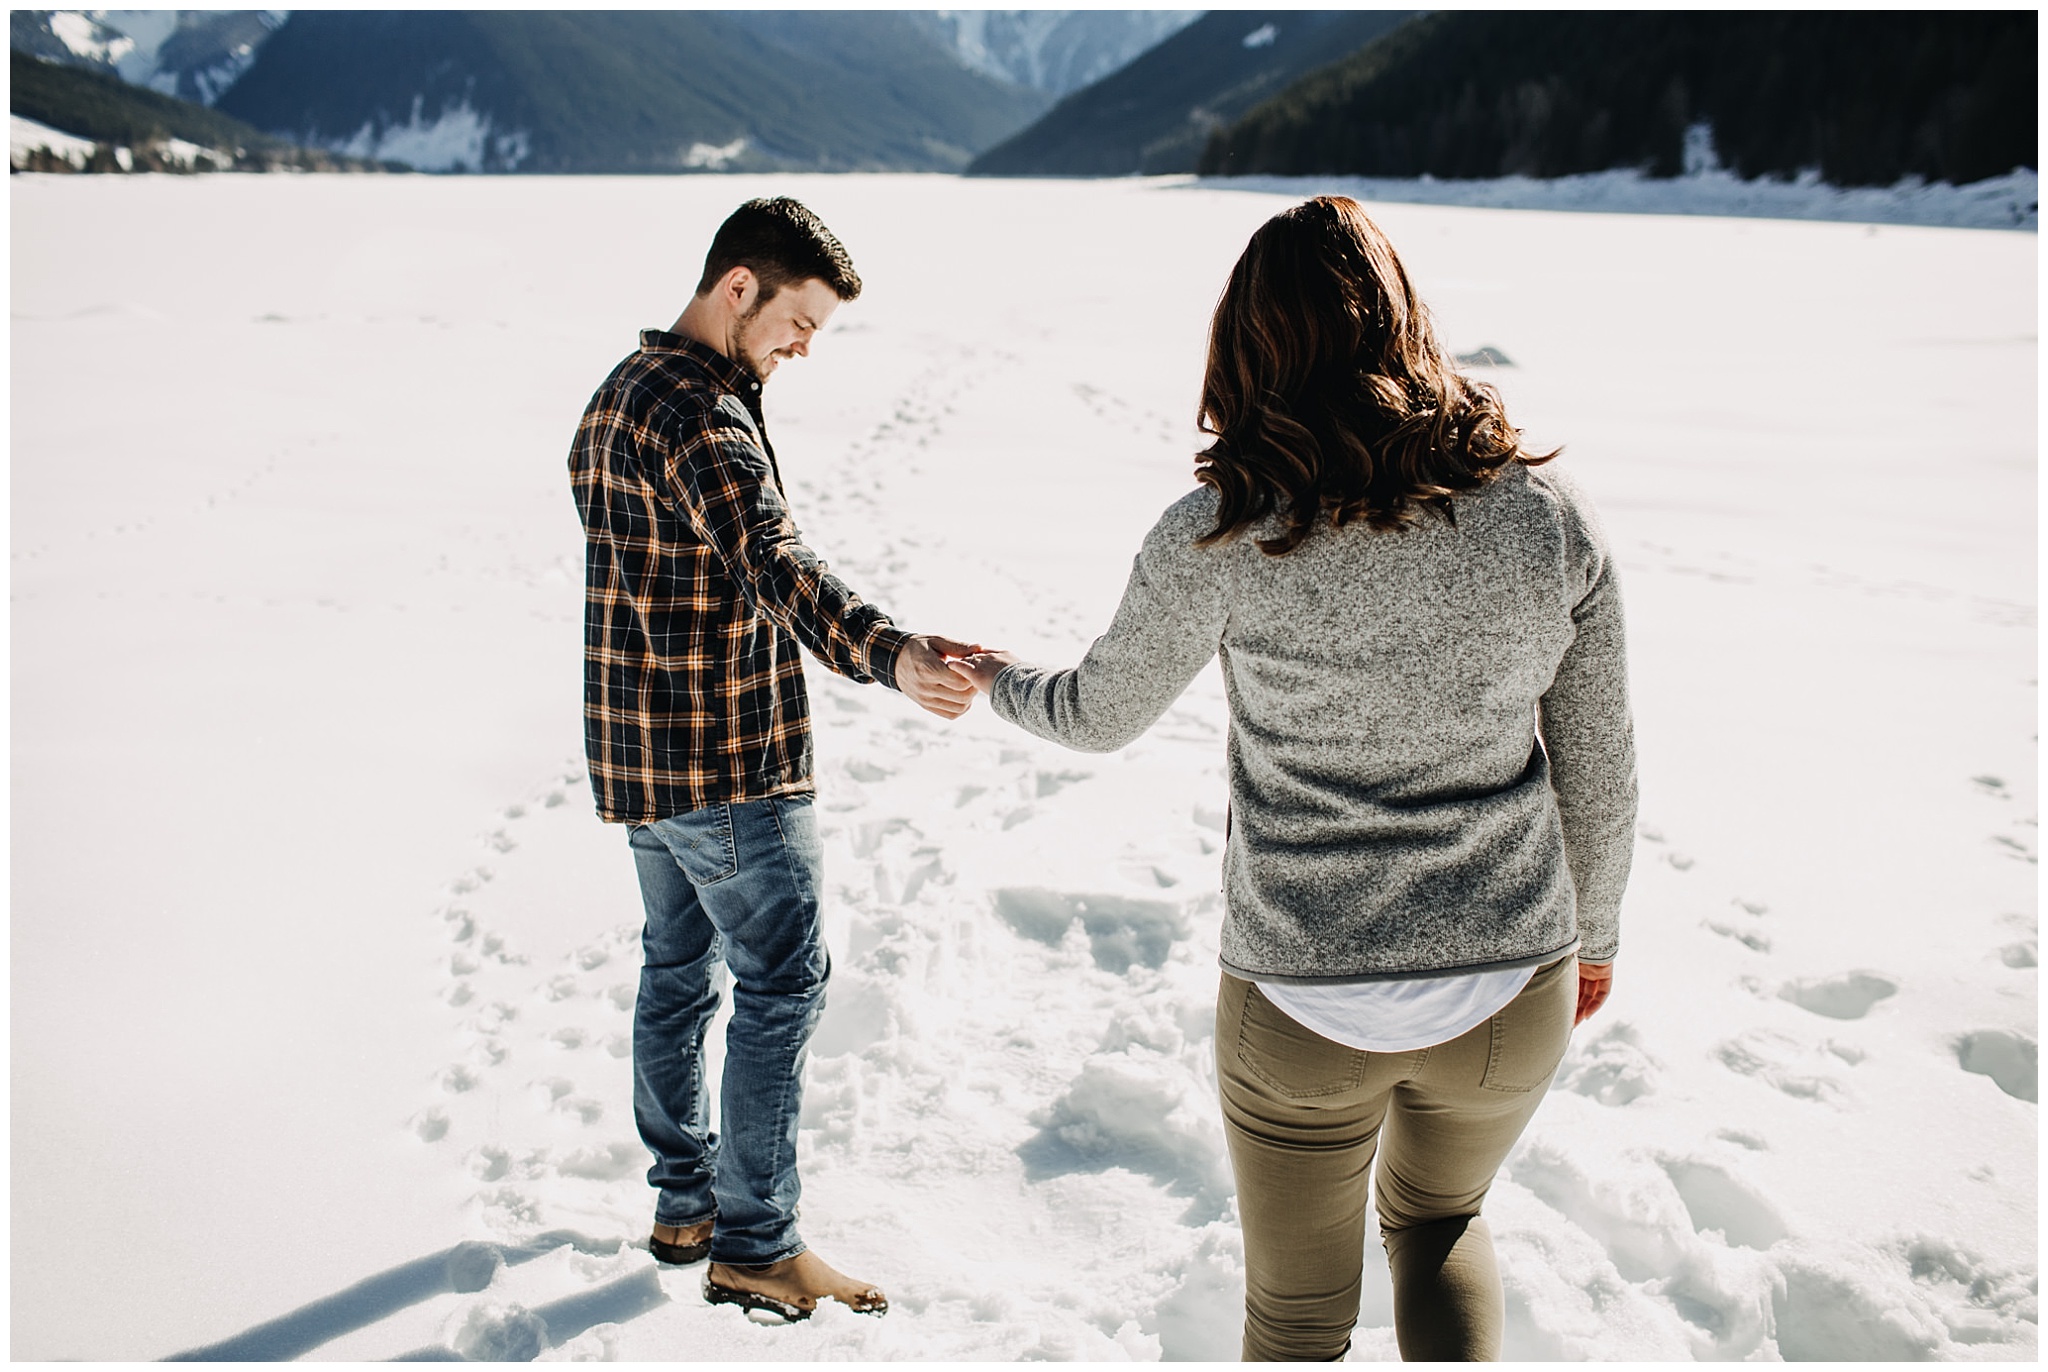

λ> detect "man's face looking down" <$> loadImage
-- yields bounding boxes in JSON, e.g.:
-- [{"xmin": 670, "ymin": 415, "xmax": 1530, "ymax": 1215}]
[{"xmin": 730, "ymin": 274, "xmax": 840, "ymax": 382}]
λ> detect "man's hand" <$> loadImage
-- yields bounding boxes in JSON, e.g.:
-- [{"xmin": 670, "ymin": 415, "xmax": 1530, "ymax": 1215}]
[
  {"xmin": 948, "ymin": 649, "xmax": 1021, "ymax": 695},
  {"xmin": 1575, "ymin": 960, "xmax": 1613, "ymax": 1025},
  {"xmin": 895, "ymin": 635, "xmax": 983, "ymax": 719}
]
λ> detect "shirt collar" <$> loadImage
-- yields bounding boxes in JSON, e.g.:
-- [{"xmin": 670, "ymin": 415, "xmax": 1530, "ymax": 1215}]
[{"xmin": 638, "ymin": 328, "xmax": 760, "ymax": 398}]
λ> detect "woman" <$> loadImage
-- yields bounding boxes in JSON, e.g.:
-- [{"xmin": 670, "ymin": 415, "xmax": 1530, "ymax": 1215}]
[{"xmin": 950, "ymin": 197, "xmax": 1636, "ymax": 1361}]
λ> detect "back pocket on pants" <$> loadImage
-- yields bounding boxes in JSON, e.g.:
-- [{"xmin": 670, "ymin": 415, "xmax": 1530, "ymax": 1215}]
[
  {"xmin": 1236, "ymin": 983, "xmax": 1366, "ymax": 1098},
  {"xmin": 1480, "ymin": 958, "xmax": 1574, "ymax": 1093}
]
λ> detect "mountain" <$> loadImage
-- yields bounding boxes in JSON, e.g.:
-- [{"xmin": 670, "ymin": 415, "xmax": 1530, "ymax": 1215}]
[
  {"xmin": 10, "ymin": 10, "xmax": 129, "ymax": 71},
  {"xmin": 966, "ymin": 11, "xmax": 1419, "ymax": 177},
  {"xmin": 213, "ymin": 10, "xmax": 1053, "ymax": 174},
  {"xmin": 11, "ymin": 10, "xmax": 282, "ymax": 104},
  {"xmin": 913, "ymin": 11, "xmax": 1200, "ymax": 97},
  {"xmin": 10, "ymin": 49, "xmax": 387, "ymax": 172},
  {"xmin": 1200, "ymin": 11, "xmax": 2038, "ymax": 188},
  {"xmin": 117, "ymin": 10, "xmax": 286, "ymax": 106}
]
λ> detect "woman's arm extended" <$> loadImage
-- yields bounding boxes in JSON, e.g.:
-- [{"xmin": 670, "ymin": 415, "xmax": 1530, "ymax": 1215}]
[{"xmin": 953, "ymin": 491, "xmax": 1229, "ymax": 753}]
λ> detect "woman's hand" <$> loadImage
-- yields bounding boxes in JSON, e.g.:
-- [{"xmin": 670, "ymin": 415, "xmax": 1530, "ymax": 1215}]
[
  {"xmin": 1575, "ymin": 960, "xmax": 1613, "ymax": 1025},
  {"xmin": 948, "ymin": 649, "xmax": 1021, "ymax": 695}
]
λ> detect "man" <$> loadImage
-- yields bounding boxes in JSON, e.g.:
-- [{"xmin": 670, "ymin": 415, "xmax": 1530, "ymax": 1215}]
[{"xmin": 568, "ymin": 197, "xmax": 976, "ymax": 1321}]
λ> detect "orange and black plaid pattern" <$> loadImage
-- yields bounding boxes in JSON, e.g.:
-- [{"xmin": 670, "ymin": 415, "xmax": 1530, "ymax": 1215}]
[{"xmin": 569, "ymin": 330, "xmax": 909, "ymax": 824}]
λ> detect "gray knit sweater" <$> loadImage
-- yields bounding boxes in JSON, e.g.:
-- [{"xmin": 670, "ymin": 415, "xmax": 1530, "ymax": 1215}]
[{"xmin": 990, "ymin": 463, "xmax": 1637, "ymax": 983}]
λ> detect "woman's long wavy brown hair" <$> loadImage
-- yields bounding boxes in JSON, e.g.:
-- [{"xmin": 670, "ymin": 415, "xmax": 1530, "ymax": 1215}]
[{"xmin": 1196, "ymin": 196, "xmax": 1555, "ymax": 554}]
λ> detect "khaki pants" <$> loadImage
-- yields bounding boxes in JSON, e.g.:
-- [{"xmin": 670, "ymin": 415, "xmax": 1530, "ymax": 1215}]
[{"xmin": 1216, "ymin": 956, "xmax": 1576, "ymax": 1361}]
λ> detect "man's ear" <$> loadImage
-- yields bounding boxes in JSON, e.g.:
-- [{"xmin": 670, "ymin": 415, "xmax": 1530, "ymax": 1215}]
[{"xmin": 721, "ymin": 266, "xmax": 757, "ymax": 313}]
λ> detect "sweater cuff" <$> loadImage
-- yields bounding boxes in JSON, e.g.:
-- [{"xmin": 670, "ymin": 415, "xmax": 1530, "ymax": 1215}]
[{"xmin": 863, "ymin": 624, "xmax": 913, "ymax": 692}]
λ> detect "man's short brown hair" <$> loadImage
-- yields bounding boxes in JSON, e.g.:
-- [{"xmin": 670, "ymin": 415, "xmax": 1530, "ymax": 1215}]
[{"xmin": 695, "ymin": 197, "xmax": 862, "ymax": 304}]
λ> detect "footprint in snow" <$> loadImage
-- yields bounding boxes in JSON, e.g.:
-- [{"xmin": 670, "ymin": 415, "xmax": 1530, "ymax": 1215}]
[
  {"xmin": 1776, "ymin": 971, "xmax": 1898, "ymax": 1020},
  {"xmin": 1553, "ymin": 1020, "xmax": 1658, "ymax": 1105},
  {"xmin": 1633, "ymin": 825, "xmax": 1695, "ymax": 869},
  {"xmin": 1660, "ymin": 1156, "xmax": 1788, "ymax": 1249},
  {"xmin": 1955, "ymin": 1030, "xmax": 2037, "ymax": 1103},
  {"xmin": 993, "ymin": 886, "xmax": 1190, "ymax": 974},
  {"xmin": 845, "ymin": 757, "xmax": 892, "ymax": 783},
  {"xmin": 1714, "ymin": 1028, "xmax": 1845, "ymax": 1103},
  {"xmin": 1704, "ymin": 897, "xmax": 1771, "ymax": 951},
  {"xmin": 1035, "ymin": 768, "xmax": 1091, "ymax": 798}
]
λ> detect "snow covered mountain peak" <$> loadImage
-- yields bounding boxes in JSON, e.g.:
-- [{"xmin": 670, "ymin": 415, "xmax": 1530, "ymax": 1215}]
[
  {"xmin": 925, "ymin": 9, "xmax": 1199, "ymax": 96},
  {"xmin": 22, "ymin": 9, "xmax": 288, "ymax": 106}
]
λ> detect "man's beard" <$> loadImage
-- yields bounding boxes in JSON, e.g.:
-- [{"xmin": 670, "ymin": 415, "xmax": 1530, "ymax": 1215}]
[{"xmin": 729, "ymin": 301, "xmax": 780, "ymax": 382}]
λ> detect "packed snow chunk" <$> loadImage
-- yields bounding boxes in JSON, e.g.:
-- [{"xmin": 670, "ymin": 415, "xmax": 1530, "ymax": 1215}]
[
  {"xmin": 443, "ymin": 1241, "xmax": 507, "ymax": 1294},
  {"xmin": 1507, "ymin": 1140, "xmax": 1696, "ymax": 1282},
  {"xmin": 450, "ymin": 1302, "xmax": 549, "ymax": 1361},
  {"xmin": 1553, "ymin": 1019, "xmax": 1659, "ymax": 1104},
  {"xmin": 1020, "ymin": 1050, "xmax": 1227, "ymax": 1212},
  {"xmin": 1488, "ymin": 1191, "xmax": 1699, "ymax": 1360},
  {"xmin": 1956, "ymin": 1029, "xmax": 2038, "ymax": 1103},
  {"xmin": 1649, "ymin": 1244, "xmax": 1783, "ymax": 1360},
  {"xmin": 535, "ymin": 1321, "xmax": 621, "ymax": 1361},
  {"xmin": 1903, "ymin": 1234, "xmax": 2041, "ymax": 1349},
  {"xmin": 1771, "ymin": 1246, "xmax": 1951, "ymax": 1360},
  {"xmin": 992, "ymin": 887, "xmax": 1189, "ymax": 973},
  {"xmin": 1149, "ymin": 1218, "xmax": 1248, "ymax": 1360},
  {"xmin": 555, "ymin": 1142, "xmax": 642, "ymax": 1181},
  {"xmin": 1776, "ymin": 970, "xmax": 1898, "ymax": 1020}
]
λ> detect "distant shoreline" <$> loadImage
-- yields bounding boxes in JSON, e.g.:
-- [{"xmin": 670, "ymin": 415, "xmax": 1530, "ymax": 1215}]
[
  {"xmin": 1178, "ymin": 168, "xmax": 2040, "ymax": 235},
  {"xmin": 15, "ymin": 159, "xmax": 2034, "ymax": 236}
]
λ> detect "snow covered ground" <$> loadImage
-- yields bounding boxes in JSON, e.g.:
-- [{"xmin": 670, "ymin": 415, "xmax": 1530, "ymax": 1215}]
[{"xmin": 10, "ymin": 172, "xmax": 2036, "ymax": 1361}]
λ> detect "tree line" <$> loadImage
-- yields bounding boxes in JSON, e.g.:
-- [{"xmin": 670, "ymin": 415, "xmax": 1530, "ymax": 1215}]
[
  {"xmin": 10, "ymin": 50, "xmax": 393, "ymax": 173},
  {"xmin": 1200, "ymin": 12, "xmax": 2036, "ymax": 188}
]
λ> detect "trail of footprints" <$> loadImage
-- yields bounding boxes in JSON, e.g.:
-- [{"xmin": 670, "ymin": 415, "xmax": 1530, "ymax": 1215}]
[
  {"xmin": 405, "ymin": 736, "xmax": 2039, "ymax": 1354},
  {"xmin": 1631, "ymin": 817, "xmax": 2037, "ymax": 1106},
  {"xmin": 412, "ymin": 768, "xmax": 649, "ymax": 1245},
  {"xmin": 399, "ymin": 726, "xmax": 2039, "ymax": 1358},
  {"xmin": 1628, "ymin": 536, "xmax": 2036, "ymax": 630},
  {"xmin": 1521, "ymin": 812, "xmax": 2038, "ymax": 1356}
]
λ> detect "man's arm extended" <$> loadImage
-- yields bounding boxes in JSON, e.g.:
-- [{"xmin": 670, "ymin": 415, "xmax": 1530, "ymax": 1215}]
[{"xmin": 667, "ymin": 405, "xmax": 977, "ymax": 718}]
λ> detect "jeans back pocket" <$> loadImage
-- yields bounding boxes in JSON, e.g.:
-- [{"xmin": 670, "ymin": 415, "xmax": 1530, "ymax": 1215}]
[{"xmin": 660, "ymin": 803, "xmax": 739, "ymax": 886}]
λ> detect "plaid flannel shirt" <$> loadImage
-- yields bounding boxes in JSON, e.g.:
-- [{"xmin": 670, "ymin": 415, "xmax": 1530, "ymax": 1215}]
[{"xmin": 570, "ymin": 330, "xmax": 910, "ymax": 823}]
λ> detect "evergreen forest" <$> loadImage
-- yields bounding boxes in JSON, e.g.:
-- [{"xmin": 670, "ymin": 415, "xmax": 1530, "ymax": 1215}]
[{"xmin": 1200, "ymin": 11, "xmax": 2036, "ymax": 188}]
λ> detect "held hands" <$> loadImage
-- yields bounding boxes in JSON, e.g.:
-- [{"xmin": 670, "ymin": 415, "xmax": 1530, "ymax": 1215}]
[
  {"xmin": 1575, "ymin": 960, "xmax": 1614, "ymax": 1025},
  {"xmin": 896, "ymin": 635, "xmax": 986, "ymax": 719},
  {"xmin": 947, "ymin": 650, "xmax": 1021, "ymax": 695}
]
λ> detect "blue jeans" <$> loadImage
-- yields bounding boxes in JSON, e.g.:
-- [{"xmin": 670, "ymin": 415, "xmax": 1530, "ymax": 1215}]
[{"xmin": 627, "ymin": 795, "xmax": 828, "ymax": 1266}]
